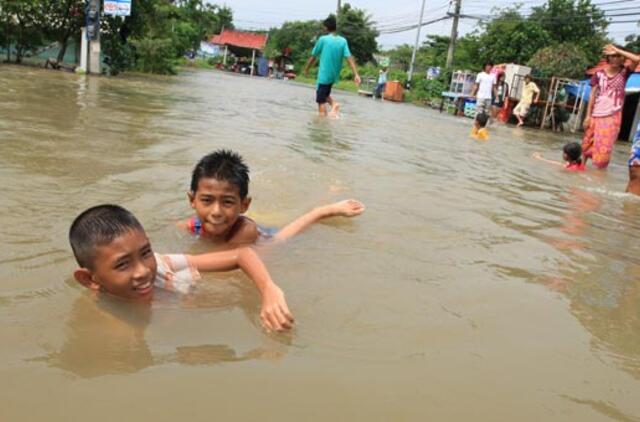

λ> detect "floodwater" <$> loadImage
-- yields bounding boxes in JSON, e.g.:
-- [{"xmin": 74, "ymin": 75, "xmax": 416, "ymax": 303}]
[{"xmin": 1, "ymin": 64, "xmax": 640, "ymax": 421}]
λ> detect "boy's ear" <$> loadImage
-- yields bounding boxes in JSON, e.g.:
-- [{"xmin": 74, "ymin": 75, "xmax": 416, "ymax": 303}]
[
  {"xmin": 73, "ymin": 268, "xmax": 101, "ymax": 291},
  {"xmin": 187, "ymin": 191, "xmax": 195, "ymax": 208},
  {"xmin": 240, "ymin": 196, "xmax": 252, "ymax": 213}
]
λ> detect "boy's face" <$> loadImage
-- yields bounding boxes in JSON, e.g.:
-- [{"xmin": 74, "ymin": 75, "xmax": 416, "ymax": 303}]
[
  {"xmin": 74, "ymin": 229, "xmax": 157, "ymax": 300},
  {"xmin": 189, "ymin": 178, "xmax": 251, "ymax": 238}
]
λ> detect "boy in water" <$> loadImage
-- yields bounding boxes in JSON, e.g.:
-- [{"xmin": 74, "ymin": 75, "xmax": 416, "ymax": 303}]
[
  {"xmin": 303, "ymin": 15, "xmax": 361, "ymax": 117},
  {"xmin": 177, "ymin": 150, "xmax": 365, "ymax": 249},
  {"xmin": 532, "ymin": 142, "xmax": 586, "ymax": 172},
  {"xmin": 70, "ymin": 204, "xmax": 294, "ymax": 332},
  {"xmin": 471, "ymin": 112, "xmax": 490, "ymax": 141}
]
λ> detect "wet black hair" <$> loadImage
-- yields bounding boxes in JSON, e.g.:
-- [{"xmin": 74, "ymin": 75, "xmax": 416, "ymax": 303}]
[
  {"xmin": 324, "ymin": 15, "xmax": 337, "ymax": 32},
  {"xmin": 475, "ymin": 113, "xmax": 489, "ymax": 128},
  {"xmin": 563, "ymin": 142, "xmax": 582, "ymax": 164},
  {"xmin": 483, "ymin": 62, "xmax": 493, "ymax": 70},
  {"xmin": 524, "ymin": 74, "xmax": 532, "ymax": 81},
  {"xmin": 69, "ymin": 204, "xmax": 144, "ymax": 269},
  {"xmin": 190, "ymin": 149, "xmax": 249, "ymax": 199}
]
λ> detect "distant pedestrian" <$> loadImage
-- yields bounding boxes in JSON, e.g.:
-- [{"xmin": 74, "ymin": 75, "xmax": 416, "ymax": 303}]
[
  {"xmin": 470, "ymin": 62, "xmax": 496, "ymax": 118},
  {"xmin": 582, "ymin": 44, "xmax": 640, "ymax": 169},
  {"xmin": 374, "ymin": 66, "xmax": 388, "ymax": 99},
  {"xmin": 303, "ymin": 15, "xmax": 361, "ymax": 117},
  {"xmin": 513, "ymin": 75, "xmax": 540, "ymax": 127},
  {"xmin": 491, "ymin": 73, "xmax": 509, "ymax": 120}
]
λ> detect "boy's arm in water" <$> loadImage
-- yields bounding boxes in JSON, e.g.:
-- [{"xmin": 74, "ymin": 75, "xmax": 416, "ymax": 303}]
[
  {"xmin": 346, "ymin": 57, "xmax": 361, "ymax": 85},
  {"xmin": 532, "ymin": 152, "xmax": 563, "ymax": 167},
  {"xmin": 604, "ymin": 44, "xmax": 640, "ymax": 72},
  {"xmin": 187, "ymin": 248, "xmax": 293, "ymax": 332},
  {"xmin": 273, "ymin": 199, "xmax": 365, "ymax": 242}
]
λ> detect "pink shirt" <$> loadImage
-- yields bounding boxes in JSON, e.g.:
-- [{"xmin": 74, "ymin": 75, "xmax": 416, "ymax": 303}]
[{"xmin": 591, "ymin": 66, "xmax": 631, "ymax": 117}]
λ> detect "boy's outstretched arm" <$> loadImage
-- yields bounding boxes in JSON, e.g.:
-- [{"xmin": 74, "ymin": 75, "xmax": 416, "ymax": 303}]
[
  {"xmin": 532, "ymin": 152, "xmax": 563, "ymax": 167},
  {"xmin": 273, "ymin": 199, "xmax": 365, "ymax": 242},
  {"xmin": 188, "ymin": 248, "xmax": 294, "ymax": 332}
]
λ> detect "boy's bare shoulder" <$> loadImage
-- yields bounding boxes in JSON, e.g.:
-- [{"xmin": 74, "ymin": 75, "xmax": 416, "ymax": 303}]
[{"xmin": 228, "ymin": 216, "xmax": 259, "ymax": 245}]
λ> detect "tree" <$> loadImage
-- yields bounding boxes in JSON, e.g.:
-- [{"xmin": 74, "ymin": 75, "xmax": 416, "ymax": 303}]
[
  {"xmin": 527, "ymin": 42, "xmax": 590, "ymax": 78},
  {"xmin": 43, "ymin": 0, "xmax": 84, "ymax": 63},
  {"xmin": 337, "ymin": 3, "xmax": 378, "ymax": 63},
  {"xmin": 625, "ymin": 34, "xmax": 640, "ymax": 52},
  {"xmin": 266, "ymin": 20, "xmax": 321, "ymax": 66},
  {"xmin": 529, "ymin": 0, "xmax": 608, "ymax": 64},
  {"xmin": 0, "ymin": 0, "xmax": 47, "ymax": 63},
  {"xmin": 386, "ymin": 44, "xmax": 413, "ymax": 71},
  {"xmin": 475, "ymin": 7, "xmax": 552, "ymax": 65}
]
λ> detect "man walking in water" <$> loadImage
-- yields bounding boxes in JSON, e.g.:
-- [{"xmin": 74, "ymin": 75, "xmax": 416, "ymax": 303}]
[{"xmin": 303, "ymin": 15, "xmax": 361, "ymax": 117}]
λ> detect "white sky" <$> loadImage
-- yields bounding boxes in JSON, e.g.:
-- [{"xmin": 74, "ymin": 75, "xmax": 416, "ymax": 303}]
[{"xmin": 218, "ymin": 0, "xmax": 639, "ymax": 49}]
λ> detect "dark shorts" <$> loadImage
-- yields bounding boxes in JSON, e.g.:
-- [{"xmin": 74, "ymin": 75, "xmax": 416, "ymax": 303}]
[{"xmin": 316, "ymin": 83, "xmax": 333, "ymax": 104}]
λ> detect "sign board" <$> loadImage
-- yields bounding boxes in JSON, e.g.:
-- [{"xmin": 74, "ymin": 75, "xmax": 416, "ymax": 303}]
[{"xmin": 104, "ymin": 0, "xmax": 131, "ymax": 17}]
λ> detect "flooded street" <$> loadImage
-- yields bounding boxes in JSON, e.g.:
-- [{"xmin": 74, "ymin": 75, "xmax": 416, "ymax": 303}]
[{"xmin": 1, "ymin": 64, "xmax": 639, "ymax": 421}]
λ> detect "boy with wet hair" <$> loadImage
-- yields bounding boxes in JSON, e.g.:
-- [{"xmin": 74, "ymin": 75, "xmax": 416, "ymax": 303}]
[
  {"xmin": 532, "ymin": 142, "xmax": 586, "ymax": 172},
  {"xmin": 70, "ymin": 204, "xmax": 294, "ymax": 332},
  {"xmin": 177, "ymin": 149, "xmax": 365, "ymax": 248},
  {"xmin": 471, "ymin": 112, "xmax": 490, "ymax": 141}
]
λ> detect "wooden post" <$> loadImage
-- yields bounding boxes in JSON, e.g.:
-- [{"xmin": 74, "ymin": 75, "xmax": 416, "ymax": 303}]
[
  {"xmin": 250, "ymin": 49, "xmax": 256, "ymax": 76},
  {"xmin": 223, "ymin": 45, "xmax": 228, "ymax": 66}
]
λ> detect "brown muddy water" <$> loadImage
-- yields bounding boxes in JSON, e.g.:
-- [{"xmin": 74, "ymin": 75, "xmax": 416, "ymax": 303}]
[{"xmin": 1, "ymin": 64, "xmax": 639, "ymax": 421}]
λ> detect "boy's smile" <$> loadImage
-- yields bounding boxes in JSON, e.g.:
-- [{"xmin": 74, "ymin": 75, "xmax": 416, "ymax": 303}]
[
  {"xmin": 189, "ymin": 178, "xmax": 250, "ymax": 239},
  {"xmin": 81, "ymin": 229, "xmax": 158, "ymax": 300}
]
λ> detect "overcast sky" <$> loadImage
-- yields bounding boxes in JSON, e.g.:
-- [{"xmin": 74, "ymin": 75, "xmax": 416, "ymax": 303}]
[{"xmin": 219, "ymin": 0, "xmax": 639, "ymax": 49}]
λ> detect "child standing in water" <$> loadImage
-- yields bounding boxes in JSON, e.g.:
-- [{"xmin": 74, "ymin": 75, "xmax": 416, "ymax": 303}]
[
  {"xmin": 582, "ymin": 44, "xmax": 640, "ymax": 169},
  {"xmin": 532, "ymin": 142, "xmax": 586, "ymax": 172}
]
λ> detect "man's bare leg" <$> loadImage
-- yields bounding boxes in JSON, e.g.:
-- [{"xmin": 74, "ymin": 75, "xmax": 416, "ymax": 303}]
[
  {"xmin": 318, "ymin": 102, "xmax": 329, "ymax": 116},
  {"xmin": 626, "ymin": 166, "xmax": 640, "ymax": 195},
  {"xmin": 327, "ymin": 95, "xmax": 340, "ymax": 117}
]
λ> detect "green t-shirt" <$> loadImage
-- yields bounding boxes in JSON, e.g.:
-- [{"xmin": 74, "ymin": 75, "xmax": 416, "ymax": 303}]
[{"xmin": 311, "ymin": 34, "xmax": 351, "ymax": 85}]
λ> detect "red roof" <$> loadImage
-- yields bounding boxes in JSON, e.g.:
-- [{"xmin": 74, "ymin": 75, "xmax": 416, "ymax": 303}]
[
  {"xmin": 586, "ymin": 59, "xmax": 640, "ymax": 75},
  {"xmin": 210, "ymin": 30, "xmax": 268, "ymax": 50}
]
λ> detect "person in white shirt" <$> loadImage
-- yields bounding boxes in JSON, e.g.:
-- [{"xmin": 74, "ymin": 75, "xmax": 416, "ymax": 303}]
[{"xmin": 470, "ymin": 62, "xmax": 497, "ymax": 118}]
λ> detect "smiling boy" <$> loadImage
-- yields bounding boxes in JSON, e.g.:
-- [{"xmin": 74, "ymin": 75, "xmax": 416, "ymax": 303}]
[
  {"xmin": 177, "ymin": 150, "xmax": 365, "ymax": 249},
  {"xmin": 70, "ymin": 204, "xmax": 294, "ymax": 332}
]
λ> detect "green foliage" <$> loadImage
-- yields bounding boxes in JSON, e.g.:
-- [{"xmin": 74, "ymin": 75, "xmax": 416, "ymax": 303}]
[
  {"xmin": 528, "ymin": 0, "xmax": 608, "ymax": 64},
  {"xmin": 527, "ymin": 42, "xmax": 590, "ymax": 79},
  {"xmin": 387, "ymin": 44, "xmax": 413, "ymax": 71},
  {"xmin": 130, "ymin": 37, "xmax": 177, "ymax": 74},
  {"xmin": 42, "ymin": 0, "xmax": 84, "ymax": 63},
  {"xmin": 265, "ymin": 20, "xmax": 321, "ymax": 66},
  {"xmin": 337, "ymin": 3, "xmax": 378, "ymax": 63},
  {"xmin": 625, "ymin": 34, "xmax": 640, "ymax": 52},
  {"xmin": 476, "ymin": 7, "xmax": 552, "ymax": 65},
  {"xmin": 0, "ymin": 0, "xmax": 47, "ymax": 63}
]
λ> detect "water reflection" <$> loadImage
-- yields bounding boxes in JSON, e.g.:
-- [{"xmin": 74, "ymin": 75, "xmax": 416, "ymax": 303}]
[{"xmin": 36, "ymin": 289, "xmax": 288, "ymax": 378}]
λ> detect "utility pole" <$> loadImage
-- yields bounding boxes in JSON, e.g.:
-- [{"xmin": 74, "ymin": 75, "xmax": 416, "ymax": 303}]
[
  {"xmin": 446, "ymin": 0, "xmax": 461, "ymax": 68},
  {"xmin": 337, "ymin": 0, "xmax": 341, "ymax": 29},
  {"xmin": 407, "ymin": 0, "xmax": 427, "ymax": 89}
]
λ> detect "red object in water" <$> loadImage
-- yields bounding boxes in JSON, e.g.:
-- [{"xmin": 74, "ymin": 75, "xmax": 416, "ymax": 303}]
[
  {"xmin": 498, "ymin": 97, "xmax": 513, "ymax": 123},
  {"xmin": 384, "ymin": 81, "xmax": 404, "ymax": 102}
]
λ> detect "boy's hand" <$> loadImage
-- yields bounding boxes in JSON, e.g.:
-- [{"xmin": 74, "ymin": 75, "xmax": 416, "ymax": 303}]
[
  {"xmin": 532, "ymin": 152, "xmax": 542, "ymax": 160},
  {"xmin": 354, "ymin": 74, "xmax": 361, "ymax": 85},
  {"xmin": 260, "ymin": 284, "xmax": 294, "ymax": 332}
]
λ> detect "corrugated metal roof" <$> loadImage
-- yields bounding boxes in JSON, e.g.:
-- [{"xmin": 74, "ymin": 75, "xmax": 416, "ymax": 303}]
[{"xmin": 210, "ymin": 30, "xmax": 268, "ymax": 50}]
